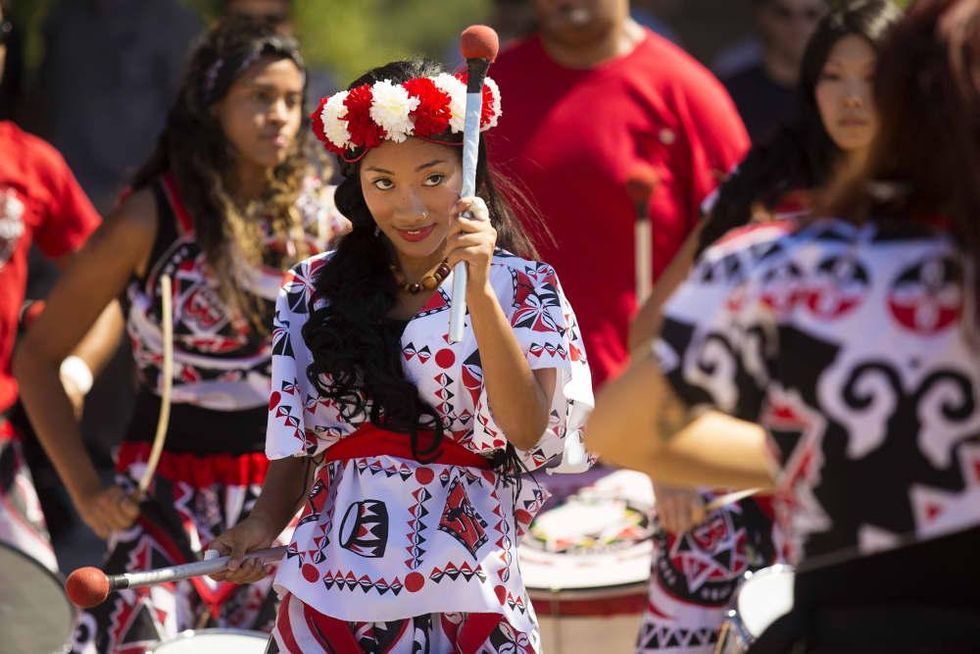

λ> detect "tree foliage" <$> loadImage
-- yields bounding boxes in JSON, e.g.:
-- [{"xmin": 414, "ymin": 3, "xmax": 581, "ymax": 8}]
[{"xmin": 186, "ymin": 0, "xmax": 491, "ymax": 85}]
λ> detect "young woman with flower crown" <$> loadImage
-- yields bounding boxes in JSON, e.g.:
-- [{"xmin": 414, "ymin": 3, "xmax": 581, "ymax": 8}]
[
  {"xmin": 15, "ymin": 16, "xmax": 346, "ymax": 653},
  {"xmin": 210, "ymin": 59, "xmax": 593, "ymax": 653}
]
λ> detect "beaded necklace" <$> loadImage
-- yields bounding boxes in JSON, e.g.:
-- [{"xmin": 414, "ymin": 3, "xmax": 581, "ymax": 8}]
[{"xmin": 390, "ymin": 259, "xmax": 451, "ymax": 294}]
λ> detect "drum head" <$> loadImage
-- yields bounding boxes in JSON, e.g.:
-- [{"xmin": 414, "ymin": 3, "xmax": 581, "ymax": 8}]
[
  {"xmin": 521, "ymin": 469, "xmax": 655, "ymax": 593},
  {"xmin": 152, "ymin": 629, "xmax": 269, "ymax": 653},
  {"xmin": 0, "ymin": 541, "xmax": 74, "ymax": 653},
  {"xmin": 736, "ymin": 565, "xmax": 795, "ymax": 638}
]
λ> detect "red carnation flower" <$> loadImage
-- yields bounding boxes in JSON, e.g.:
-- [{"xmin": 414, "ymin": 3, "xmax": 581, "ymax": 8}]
[
  {"xmin": 309, "ymin": 96, "xmax": 347, "ymax": 155},
  {"xmin": 480, "ymin": 84, "xmax": 496, "ymax": 128},
  {"xmin": 403, "ymin": 77, "xmax": 452, "ymax": 137},
  {"xmin": 344, "ymin": 84, "xmax": 383, "ymax": 150}
]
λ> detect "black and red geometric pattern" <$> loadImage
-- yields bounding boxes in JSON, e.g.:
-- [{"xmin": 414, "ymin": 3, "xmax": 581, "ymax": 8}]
[
  {"xmin": 70, "ymin": 454, "xmax": 282, "ymax": 654},
  {"xmin": 405, "ymin": 486, "xmax": 432, "ymax": 570},
  {"xmin": 127, "ymin": 175, "xmax": 341, "ymax": 412},
  {"xmin": 659, "ymin": 218, "xmax": 980, "ymax": 563},
  {"xmin": 266, "ymin": 250, "xmax": 593, "ymax": 641},
  {"xmin": 439, "ymin": 478, "xmax": 490, "ymax": 558},
  {"xmin": 340, "ymin": 500, "xmax": 389, "ymax": 558},
  {"xmin": 269, "ymin": 592, "xmax": 538, "ymax": 653}
]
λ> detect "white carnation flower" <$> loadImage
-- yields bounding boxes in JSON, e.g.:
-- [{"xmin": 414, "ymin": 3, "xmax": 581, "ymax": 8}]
[
  {"xmin": 369, "ymin": 80, "xmax": 419, "ymax": 143},
  {"xmin": 431, "ymin": 73, "xmax": 467, "ymax": 134},
  {"xmin": 322, "ymin": 90, "xmax": 352, "ymax": 150},
  {"xmin": 482, "ymin": 77, "xmax": 503, "ymax": 130}
]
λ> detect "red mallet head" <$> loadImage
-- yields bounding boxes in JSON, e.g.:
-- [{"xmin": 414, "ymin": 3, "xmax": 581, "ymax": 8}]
[
  {"xmin": 66, "ymin": 566, "xmax": 111, "ymax": 609},
  {"xmin": 626, "ymin": 165, "xmax": 657, "ymax": 217},
  {"xmin": 460, "ymin": 25, "xmax": 499, "ymax": 62}
]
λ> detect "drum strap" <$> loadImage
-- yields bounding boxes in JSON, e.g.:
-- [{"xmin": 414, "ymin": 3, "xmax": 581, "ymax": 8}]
[{"xmin": 324, "ymin": 424, "xmax": 492, "ymax": 469}]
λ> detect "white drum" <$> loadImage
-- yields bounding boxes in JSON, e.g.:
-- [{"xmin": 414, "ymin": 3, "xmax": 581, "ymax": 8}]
[
  {"xmin": 0, "ymin": 541, "xmax": 74, "ymax": 654},
  {"xmin": 521, "ymin": 469, "xmax": 655, "ymax": 654},
  {"xmin": 151, "ymin": 629, "xmax": 269, "ymax": 653},
  {"xmin": 715, "ymin": 565, "xmax": 795, "ymax": 654}
]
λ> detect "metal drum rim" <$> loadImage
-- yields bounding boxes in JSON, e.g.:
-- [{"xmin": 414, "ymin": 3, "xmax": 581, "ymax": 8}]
[
  {"xmin": 0, "ymin": 540, "xmax": 76, "ymax": 653},
  {"xmin": 151, "ymin": 628, "xmax": 270, "ymax": 652}
]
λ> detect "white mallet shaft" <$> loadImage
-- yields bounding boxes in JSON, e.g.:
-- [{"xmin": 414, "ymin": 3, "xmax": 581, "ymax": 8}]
[
  {"xmin": 106, "ymin": 546, "xmax": 286, "ymax": 591},
  {"xmin": 449, "ymin": 25, "xmax": 498, "ymax": 343},
  {"xmin": 448, "ymin": 73, "xmax": 487, "ymax": 344}
]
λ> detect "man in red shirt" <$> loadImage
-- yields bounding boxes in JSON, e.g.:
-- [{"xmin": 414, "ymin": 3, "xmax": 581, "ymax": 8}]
[
  {"xmin": 0, "ymin": 2, "xmax": 118, "ymax": 571},
  {"xmin": 487, "ymin": 0, "xmax": 749, "ymax": 390}
]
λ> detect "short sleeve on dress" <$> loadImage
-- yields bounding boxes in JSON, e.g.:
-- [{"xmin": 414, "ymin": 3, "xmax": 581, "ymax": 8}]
[
  {"xmin": 656, "ymin": 225, "xmax": 787, "ymax": 423},
  {"xmin": 489, "ymin": 260, "xmax": 594, "ymax": 471},
  {"xmin": 265, "ymin": 254, "xmax": 347, "ymax": 459}
]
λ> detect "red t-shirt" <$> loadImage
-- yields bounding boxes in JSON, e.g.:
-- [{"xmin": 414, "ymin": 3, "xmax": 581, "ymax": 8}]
[
  {"xmin": 487, "ymin": 32, "xmax": 749, "ymax": 387},
  {"xmin": 0, "ymin": 121, "xmax": 101, "ymax": 412}
]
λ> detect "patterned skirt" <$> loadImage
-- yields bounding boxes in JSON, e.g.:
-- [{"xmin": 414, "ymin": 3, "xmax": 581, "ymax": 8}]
[
  {"xmin": 269, "ymin": 591, "xmax": 538, "ymax": 654},
  {"xmin": 70, "ymin": 443, "xmax": 283, "ymax": 654},
  {"xmin": 635, "ymin": 494, "xmax": 781, "ymax": 654}
]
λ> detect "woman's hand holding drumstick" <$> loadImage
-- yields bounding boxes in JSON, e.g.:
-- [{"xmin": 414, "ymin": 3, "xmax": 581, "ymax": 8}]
[
  {"xmin": 206, "ymin": 456, "xmax": 313, "ymax": 584},
  {"xmin": 447, "ymin": 196, "xmax": 496, "ymax": 300},
  {"xmin": 207, "ymin": 514, "xmax": 282, "ymax": 585}
]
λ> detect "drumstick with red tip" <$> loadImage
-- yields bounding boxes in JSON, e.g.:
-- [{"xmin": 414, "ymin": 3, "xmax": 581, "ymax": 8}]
[
  {"xmin": 64, "ymin": 546, "xmax": 286, "ymax": 608},
  {"xmin": 626, "ymin": 166, "xmax": 657, "ymax": 304},
  {"xmin": 448, "ymin": 24, "xmax": 499, "ymax": 344}
]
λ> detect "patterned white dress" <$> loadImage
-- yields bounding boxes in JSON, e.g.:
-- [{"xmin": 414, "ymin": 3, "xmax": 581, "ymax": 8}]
[{"xmin": 266, "ymin": 250, "xmax": 593, "ymax": 652}]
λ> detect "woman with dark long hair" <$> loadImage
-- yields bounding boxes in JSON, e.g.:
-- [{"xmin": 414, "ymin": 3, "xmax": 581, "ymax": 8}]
[
  {"xmin": 632, "ymin": 0, "xmax": 903, "ymax": 352},
  {"xmin": 628, "ymin": 4, "xmax": 902, "ymax": 654},
  {"xmin": 14, "ymin": 16, "xmax": 345, "ymax": 652},
  {"xmin": 589, "ymin": 0, "xmax": 980, "ymax": 650},
  {"xmin": 210, "ymin": 59, "xmax": 592, "ymax": 653}
]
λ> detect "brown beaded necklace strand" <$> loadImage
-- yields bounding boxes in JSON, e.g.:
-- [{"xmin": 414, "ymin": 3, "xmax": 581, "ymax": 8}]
[{"xmin": 390, "ymin": 259, "xmax": 451, "ymax": 294}]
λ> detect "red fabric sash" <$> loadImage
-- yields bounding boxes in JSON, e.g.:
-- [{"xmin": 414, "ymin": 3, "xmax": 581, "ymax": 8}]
[
  {"xmin": 116, "ymin": 442, "xmax": 270, "ymax": 488},
  {"xmin": 324, "ymin": 423, "xmax": 492, "ymax": 469}
]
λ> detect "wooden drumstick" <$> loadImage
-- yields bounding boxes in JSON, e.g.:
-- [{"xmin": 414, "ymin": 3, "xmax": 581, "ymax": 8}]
[
  {"xmin": 64, "ymin": 546, "xmax": 287, "ymax": 608},
  {"xmin": 704, "ymin": 487, "xmax": 763, "ymax": 512},
  {"xmin": 626, "ymin": 166, "xmax": 657, "ymax": 304},
  {"xmin": 137, "ymin": 273, "xmax": 174, "ymax": 499}
]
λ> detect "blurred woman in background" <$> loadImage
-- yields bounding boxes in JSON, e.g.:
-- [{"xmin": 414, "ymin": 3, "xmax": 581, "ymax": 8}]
[{"xmin": 15, "ymin": 16, "xmax": 345, "ymax": 653}]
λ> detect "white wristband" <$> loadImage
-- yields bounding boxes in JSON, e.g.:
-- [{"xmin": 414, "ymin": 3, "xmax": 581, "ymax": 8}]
[{"xmin": 60, "ymin": 355, "xmax": 94, "ymax": 396}]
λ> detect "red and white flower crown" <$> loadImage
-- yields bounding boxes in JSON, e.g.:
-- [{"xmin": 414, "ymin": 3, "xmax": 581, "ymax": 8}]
[{"xmin": 311, "ymin": 73, "xmax": 502, "ymax": 161}]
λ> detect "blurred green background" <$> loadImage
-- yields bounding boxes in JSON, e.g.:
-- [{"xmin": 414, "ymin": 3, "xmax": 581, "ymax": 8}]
[
  {"xmin": 10, "ymin": 0, "xmax": 493, "ymax": 87},
  {"xmin": 9, "ymin": 0, "xmax": 912, "ymax": 89}
]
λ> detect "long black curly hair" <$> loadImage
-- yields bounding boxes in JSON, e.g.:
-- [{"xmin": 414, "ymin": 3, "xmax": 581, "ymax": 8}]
[
  {"xmin": 698, "ymin": 0, "xmax": 902, "ymax": 253},
  {"xmin": 303, "ymin": 59, "xmax": 538, "ymax": 464}
]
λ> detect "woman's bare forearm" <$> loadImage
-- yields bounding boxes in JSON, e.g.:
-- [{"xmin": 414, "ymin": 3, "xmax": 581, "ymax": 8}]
[
  {"xmin": 248, "ymin": 457, "xmax": 313, "ymax": 534},
  {"xmin": 467, "ymin": 287, "xmax": 554, "ymax": 450},
  {"xmin": 587, "ymin": 353, "xmax": 774, "ymax": 490}
]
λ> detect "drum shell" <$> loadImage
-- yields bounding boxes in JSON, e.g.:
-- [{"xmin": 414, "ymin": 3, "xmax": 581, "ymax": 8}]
[
  {"xmin": 0, "ymin": 541, "xmax": 74, "ymax": 654},
  {"xmin": 530, "ymin": 583, "xmax": 647, "ymax": 654},
  {"xmin": 150, "ymin": 628, "xmax": 269, "ymax": 653},
  {"xmin": 522, "ymin": 469, "xmax": 655, "ymax": 654}
]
